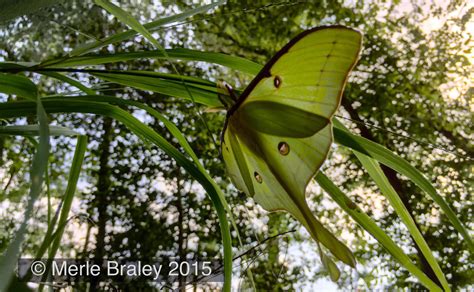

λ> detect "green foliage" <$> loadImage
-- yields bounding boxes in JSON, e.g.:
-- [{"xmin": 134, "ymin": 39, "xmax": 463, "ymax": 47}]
[
  {"xmin": 0, "ymin": 93, "xmax": 49, "ymax": 291},
  {"xmin": 0, "ymin": 0, "xmax": 66, "ymax": 23},
  {"xmin": 0, "ymin": 73, "xmax": 38, "ymax": 101},
  {"xmin": 0, "ymin": 0, "xmax": 472, "ymax": 290}
]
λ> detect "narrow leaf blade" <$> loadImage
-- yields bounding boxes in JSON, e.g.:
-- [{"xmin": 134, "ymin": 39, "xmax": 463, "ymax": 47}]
[{"xmin": 333, "ymin": 118, "xmax": 474, "ymax": 252}]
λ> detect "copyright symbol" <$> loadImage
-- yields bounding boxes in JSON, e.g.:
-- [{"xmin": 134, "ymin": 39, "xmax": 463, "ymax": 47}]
[{"xmin": 30, "ymin": 261, "xmax": 46, "ymax": 276}]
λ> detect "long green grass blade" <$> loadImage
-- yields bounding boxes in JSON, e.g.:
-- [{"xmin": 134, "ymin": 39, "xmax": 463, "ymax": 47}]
[
  {"xmin": 354, "ymin": 153, "xmax": 450, "ymax": 290},
  {"xmin": 91, "ymin": 71, "xmax": 221, "ymax": 106},
  {"xmin": 89, "ymin": 10, "xmax": 238, "ymax": 282},
  {"xmin": 41, "ymin": 49, "xmax": 262, "ymax": 75},
  {"xmin": 34, "ymin": 201, "xmax": 61, "ymax": 262},
  {"xmin": 0, "ymin": 94, "xmax": 49, "ymax": 291},
  {"xmin": 63, "ymin": 95, "xmax": 204, "ymax": 164},
  {"xmin": 39, "ymin": 135, "xmax": 87, "ymax": 287},
  {"xmin": 332, "ymin": 119, "xmax": 473, "ymax": 253},
  {"xmin": 67, "ymin": 94, "xmax": 244, "ymax": 240},
  {"xmin": 93, "ymin": 0, "xmax": 165, "ymax": 50},
  {"xmin": 52, "ymin": 135, "xmax": 88, "ymax": 257},
  {"xmin": 94, "ymin": 0, "xmax": 222, "ymax": 161},
  {"xmin": 61, "ymin": 94, "xmax": 247, "ymax": 287},
  {"xmin": 38, "ymin": 71, "xmax": 96, "ymax": 95},
  {"xmin": 94, "ymin": 70, "xmax": 216, "ymax": 86},
  {"xmin": 315, "ymin": 172, "xmax": 443, "ymax": 290},
  {"xmin": 0, "ymin": 73, "xmax": 38, "ymax": 101},
  {"xmin": 30, "ymin": 136, "xmax": 87, "ymax": 282},
  {"xmin": 68, "ymin": 1, "xmax": 224, "ymax": 56},
  {"xmin": 0, "ymin": 125, "xmax": 78, "ymax": 136},
  {"xmin": 0, "ymin": 62, "xmax": 31, "ymax": 70},
  {"xmin": 0, "ymin": 98, "xmax": 233, "ymax": 291},
  {"xmin": 65, "ymin": 94, "xmax": 243, "ymax": 241}
]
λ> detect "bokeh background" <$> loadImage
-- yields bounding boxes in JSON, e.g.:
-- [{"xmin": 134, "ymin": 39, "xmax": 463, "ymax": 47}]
[{"xmin": 0, "ymin": 0, "xmax": 472, "ymax": 290}]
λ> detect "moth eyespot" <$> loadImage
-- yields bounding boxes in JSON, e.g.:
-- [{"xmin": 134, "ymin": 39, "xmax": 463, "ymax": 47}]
[
  {"xmin": 278, "ymin": 142, "xmax": 290, "ymax": 156},
  {"xmin": 326, "ymin": 54, "xmax": 331, "ymax": 58},
  {"xmin": 254, "ymin": 171, "xmax": 263, "ymax": 183},
  {"xmin": 273, "ymin": 76, "xmax": 282, "ymax": 88}
]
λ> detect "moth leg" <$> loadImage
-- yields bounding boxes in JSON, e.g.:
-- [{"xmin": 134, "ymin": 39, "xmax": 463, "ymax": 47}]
[
  {"xmin": 217, "ymin": 80, "xmax": 238, "ymax": 110},
  {"xmin": 223, "ymin": 82, "xmax": 239, "ymax": 102}
]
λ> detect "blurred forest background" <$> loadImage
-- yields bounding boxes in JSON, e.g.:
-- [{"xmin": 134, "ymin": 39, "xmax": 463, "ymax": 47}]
[{"xmin": 0, "ymin": 0, "xmax": 472, "ymax": 290}]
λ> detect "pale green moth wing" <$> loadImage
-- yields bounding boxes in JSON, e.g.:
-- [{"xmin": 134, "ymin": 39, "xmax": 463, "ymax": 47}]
[
  {"xmin": 230, "ymin": 26, "xmax": 362, "ymax": 137},
  {"xmin": 321, "ymin": 251, "xmax": 341, "ymax": 282},
  {"xmin": 222, "ymin": 26, "xmax": 362, "ymax": 267},
  {"xmin": 223, "ymin": 124, "xmax": 356, "ymax": 266},
  {"xmin": 238, "ymin": 101, "xmax": 329, "ymax": 138}
]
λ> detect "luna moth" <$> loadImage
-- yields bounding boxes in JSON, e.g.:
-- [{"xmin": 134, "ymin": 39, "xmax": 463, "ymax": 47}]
[{"xmin": 220, "ymin": 26, "xmax": 362, "ymax": 275}]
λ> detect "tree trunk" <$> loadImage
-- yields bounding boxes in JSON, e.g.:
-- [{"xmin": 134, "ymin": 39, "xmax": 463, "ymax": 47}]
[{"xmin": 91, "ymin": 116, "xmax": 113, "ymax": 290}]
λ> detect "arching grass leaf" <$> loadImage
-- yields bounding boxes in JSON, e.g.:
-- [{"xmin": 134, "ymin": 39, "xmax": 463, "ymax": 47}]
[{"xmin": 333, "ymin": 118, "xmax": 473, "ymax": 253}]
